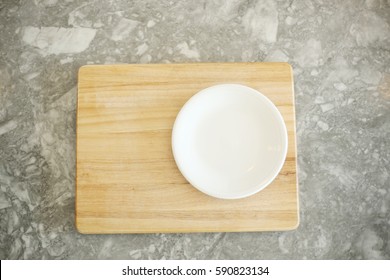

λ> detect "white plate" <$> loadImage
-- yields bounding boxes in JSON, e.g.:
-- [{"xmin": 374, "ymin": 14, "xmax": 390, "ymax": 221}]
[{"xmin": 172, "ymin": 84, "xmax": 288, "ymax": 199}]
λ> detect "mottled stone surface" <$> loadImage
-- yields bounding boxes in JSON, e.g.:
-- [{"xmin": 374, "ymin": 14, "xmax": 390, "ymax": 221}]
[{"xmin": 0, "ymin": 0, "xmax": 389, "ymax": 260}]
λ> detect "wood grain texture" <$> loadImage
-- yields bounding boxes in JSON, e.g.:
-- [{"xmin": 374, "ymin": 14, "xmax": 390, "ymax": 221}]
[{"xmin": 76, "ymin": 62, "xmax": 299, "ymax": 234}]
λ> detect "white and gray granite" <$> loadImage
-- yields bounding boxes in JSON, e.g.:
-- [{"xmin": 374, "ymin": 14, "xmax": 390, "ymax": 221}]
[{"xmin": 0, "ymin": 0, "xmax": 389, "ymax": 260}]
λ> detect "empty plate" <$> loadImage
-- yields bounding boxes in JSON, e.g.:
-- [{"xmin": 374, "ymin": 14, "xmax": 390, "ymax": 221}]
[{"xmin": 172, "ymin": 84, "xmax": 288, "ymax": 199}]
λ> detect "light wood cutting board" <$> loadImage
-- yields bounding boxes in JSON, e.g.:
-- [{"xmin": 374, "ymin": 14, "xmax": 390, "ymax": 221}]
[{"xmin": 76, "ymin": 62, "xmax": 299, "ymax": 234}]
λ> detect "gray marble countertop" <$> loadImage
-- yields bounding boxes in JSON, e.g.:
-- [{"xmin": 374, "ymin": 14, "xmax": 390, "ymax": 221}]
[{"xmin": 0, "ymin": 0, "xmax": 389, "ymax": 260}]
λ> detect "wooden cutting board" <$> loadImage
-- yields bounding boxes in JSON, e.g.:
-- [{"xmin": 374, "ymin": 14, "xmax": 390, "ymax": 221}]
[{"xmin": 76, "ymin": 62, "xmax": 299, "ymax": 234}]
